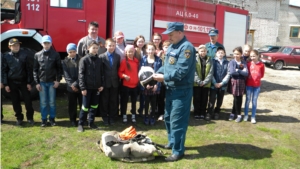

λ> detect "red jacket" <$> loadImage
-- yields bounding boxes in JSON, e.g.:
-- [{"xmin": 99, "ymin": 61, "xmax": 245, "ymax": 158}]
[
  {"xmin": 246, "ymin": 61, "xmax": 265, "ymax": 87},
  {"xmin": 118, "ymin": 57, "xmax": 139, "ymax": 88}
]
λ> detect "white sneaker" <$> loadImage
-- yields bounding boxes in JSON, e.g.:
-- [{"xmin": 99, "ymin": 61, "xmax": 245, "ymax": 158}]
[
  {"xmin": 158, "ymin": 115, "xmax": 164, "ymax": 121},
  {"xmin": 251, "ymin": 118, "xmax": 256, "ymax": 124},
  {"xmin": 235, "ymin": 116, "xmax": 242, "ymax": 123},
  {"xmin": 243, "ymin": 115, "xmax": 248, "ymax": 122}
]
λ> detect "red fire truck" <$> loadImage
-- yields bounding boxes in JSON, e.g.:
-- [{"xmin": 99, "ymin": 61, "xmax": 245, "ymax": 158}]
[
  {"xmin": 1, "ymin": 0, "xmax": 248, "ymax": 55},
  {"xmin": 1, "ymin": 0, "xmax": 248, "ymax": 99}
]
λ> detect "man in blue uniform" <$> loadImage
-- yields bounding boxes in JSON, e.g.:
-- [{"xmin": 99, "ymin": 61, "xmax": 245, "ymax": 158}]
[
  {"xmin": 153, "ymin": 22, "xmax": 196, "ymax": 162},
  {"xmin": 205, "ymin": 28, "xmax": 225, "ymax": 59}
]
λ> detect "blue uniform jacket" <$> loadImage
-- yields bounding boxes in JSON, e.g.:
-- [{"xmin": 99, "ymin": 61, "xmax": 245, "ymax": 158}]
[
  {"xmin": 139, "ymin": 55, "xmax": 162, "ymax": 91},
  {"xmin": 205, "ymin": 42, "xmax": 225, "ymax": 59},
  {"xmin": 157, "ymin": 36, "xmax": 196, "ymax": 89}
]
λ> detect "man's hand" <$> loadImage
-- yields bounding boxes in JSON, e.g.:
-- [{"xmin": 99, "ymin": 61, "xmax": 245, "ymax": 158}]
[
  {"xmin": 27, "ymin": 84, "xmax": 32, "ymax": 91},
  {"xmin": 82, "ymin": 90, "xmax": 87, "ymax": 96},
  {"xmin": 53, "ymin": 81, "xmax": 60, "ymax": 88},
  {"xmin": 98, "ymin": 87, "xmax": 104, "ymax": 92},
  {"xmin": 153, "ymin": 74, "xmax": 164, "ymax": 82},
  {"xmin": 1, "ymin": 83, "xmax": 4, "ymax": 89},
  {"xmin": 5, "ymin": 86, "xmax": 10, "ymax": 92},
  {"xmin": 36, "ymin": 84, "xmax": 42, "ymax": 91}
]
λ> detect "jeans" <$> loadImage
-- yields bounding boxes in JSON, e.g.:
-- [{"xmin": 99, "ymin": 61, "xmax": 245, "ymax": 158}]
[
  {"xmin": 39, "ymin": 82, "xmax": 56, "ymax": 121},
  {"xmin": 244, "ymin": 86, "xmax": 260, "ymax": 118}
]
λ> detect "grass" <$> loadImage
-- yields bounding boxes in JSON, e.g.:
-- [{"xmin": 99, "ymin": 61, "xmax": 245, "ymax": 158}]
[{"xmin": 1, "ymin": 96, "xmax": 300, "ymax": 169}]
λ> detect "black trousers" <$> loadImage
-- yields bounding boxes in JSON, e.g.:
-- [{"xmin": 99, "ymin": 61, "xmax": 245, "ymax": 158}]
[
  {"xmin": 232, "ymin": 95, "xmax": 243, "ymax": 115},
  {"xmin": 78, "ymin": 89, "xmax": 99, "ymax": 125},
  {"xmin": 8, "ymin": 81, "xmax": 34, "ymax": 120},
  {"xmin": 208, "ymin": 88, "xmax": 225, "ymax": 114},
  {"xmin": 144, "ymin": 95, "xmax": 157, "ymax": 117},
  {"xmin": 100, "ymin": 87, "xmax": 118, "ymax": 120},
  {"xmin": 157, "ymin": 84, "xmax": 166, "ymax": 116},
  {"xmin": 67, "ymin": 91, "xmax": 82, "ymax": 122},
  {"xmin": 193, "ymin": 86, "xmax": 209, "ymax": 116},
  {"xmin": 120, "ymin": 86, "xmax": 138, "ymax": 116}
]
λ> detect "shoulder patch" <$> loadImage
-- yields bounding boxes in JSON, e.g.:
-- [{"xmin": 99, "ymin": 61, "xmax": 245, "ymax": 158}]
[{"xmin": 185, "ymin": 50, "xmax": 191, "ymax": 59}]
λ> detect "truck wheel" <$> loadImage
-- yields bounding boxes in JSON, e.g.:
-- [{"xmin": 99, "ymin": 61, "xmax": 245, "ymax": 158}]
[{"xmin": 273, "ymin": 61, "xmax": 283, "ymax": 70}]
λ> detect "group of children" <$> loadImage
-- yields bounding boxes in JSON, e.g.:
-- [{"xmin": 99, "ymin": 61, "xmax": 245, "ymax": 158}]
[
  {"xmin": 1, "ymin": 32, "xmax": 264, "ymax": 132},
  {"xmin": 194, "ymin": 44, "xmax": 265, "ymax": 124},
  {"xmin": 64, "ymin": 34, "xmax": 171, "ymax": 132}
]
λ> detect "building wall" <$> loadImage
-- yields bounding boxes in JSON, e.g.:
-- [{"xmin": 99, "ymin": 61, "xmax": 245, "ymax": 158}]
[
  {"xmin": 199, "ymin": 0, "xmax": 300, "ymax": 48},
  {"xmin": 277, "ymin": 0, "xmax": 300, "ymax": 46}
]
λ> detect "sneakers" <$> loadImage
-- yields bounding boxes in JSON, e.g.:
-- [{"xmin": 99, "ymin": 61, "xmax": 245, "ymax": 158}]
[
  {"xmin": 88, "ymin": 123, "xmax": 99, "ymax": 129},
  {"xmin": 150, "ymin": 117, "xmax": 155, "ymax": 125},
  {"xmin": 235, "ymin": 116, "xmax": 242, "ymax": 123},
  {"xmin": 50, "ymin": 119, "xmax": 56, "ymax": 126},
  {"xmin": 200, "ymin": 115, "xmax": 205, "ymax": 120},
  {"xmin": 228, "ymin": 114, "xmax": 235, "ymax": 121},
  {"xmin": 144, "ymin": 116, "xmax": 149, "ymax": 125},
  {"xmin": 194, "ymin": 115, "xmax": 200, "ymax": 120},
  {"xmin": 77, "ymin": 125, "xmax": 84, "ymax": 132},
  {"xmin": 243, "ymin": 115, "xmax": 248, "ymax": 122},
  {"xmin": 41, "ymin": 120, "xmax": 47, "ymax": 127},
  {"xmin": 131, "ymin": 114, "xmax": 136, "ymax": 123},
  {"xmin": 251, "ymin": 118, "xmax": 256, "ymax": 124},
  {"xmin": 71, "ymin": 121, "xmax": 77, "ymax": 127},
  {"xmin": 158, "ymin": 115, "xmax": 164, "ymax": 121},
  {"xmin": 123, "ymin": 115, "xmax": 127, "ymax": 123}
]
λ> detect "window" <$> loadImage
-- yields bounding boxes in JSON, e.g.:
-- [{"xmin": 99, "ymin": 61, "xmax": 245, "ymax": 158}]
[
  {"xmin": 290, "ymin": 26, "xmax": 300, "ymax": 38},
  {"xmin": 50, "ymin": 0, "xmax": 83, "ymax": 9}
]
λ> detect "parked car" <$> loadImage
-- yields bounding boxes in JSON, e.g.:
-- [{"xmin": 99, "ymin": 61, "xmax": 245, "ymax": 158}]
[
  {"xmin": 257, "ymin": 45, "xmax": 281, "ymax": 57},
  {"xmin": 261, "ymin": 46, "xmax": 300, "ymax": 70}
]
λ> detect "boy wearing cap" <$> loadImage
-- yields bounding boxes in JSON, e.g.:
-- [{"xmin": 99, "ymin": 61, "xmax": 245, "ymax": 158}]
[
  {"xmin": 1, "ymin": 38, "xmax": 34, "ymax": 126},
  {"xmin": 62, "ymin": 43, "xmax": 82, "ymax": 127},
  {"xmin": 77, "ymin": 40, "xmax": 104, "ymax": 132},
  {"xmin": 33, "ymin": 35, "xmax": 62, "ymax": 127},
  {"xmin": 153, "ymin": 22, "xmax": 196, "ymax": 162},
  {"xmin": 205, "ymin": 28, "xmax": 225, "ymax": 59},
  {"xmin": 77, "ymin": 21, "xmax": 106, "ymax": 58},
  {"xmin": 99, "ymin": 38, "xmax": 120, "ymax": 125},
  {"xmin": 207, "ymin": 47, "xmax": 230, "ymax": 120}
]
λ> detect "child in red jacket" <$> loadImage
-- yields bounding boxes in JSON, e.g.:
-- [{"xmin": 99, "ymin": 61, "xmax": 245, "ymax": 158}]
[
  {"xmin": 244, "ymin": 50, "xmax": 265, "ymax": 124},
  {"xmin": 118, "ymin": 45, "xmax": 139, "ymax": 123}
]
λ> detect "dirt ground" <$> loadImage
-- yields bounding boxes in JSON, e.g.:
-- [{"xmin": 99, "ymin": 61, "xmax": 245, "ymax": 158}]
[{"xmin": 219, "ymin": 65, "xmax": 300, "ymax": 136}]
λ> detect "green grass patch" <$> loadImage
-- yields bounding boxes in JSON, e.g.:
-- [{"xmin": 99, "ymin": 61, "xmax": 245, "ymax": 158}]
[{"xmin": 1, "ymin": 97, "xmax": 300, "ymax": 168}]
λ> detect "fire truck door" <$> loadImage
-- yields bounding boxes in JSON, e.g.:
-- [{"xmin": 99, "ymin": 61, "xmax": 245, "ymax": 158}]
[{"xmin": 47, "ymin": 0, "xmax": 86, "ymax": 52}]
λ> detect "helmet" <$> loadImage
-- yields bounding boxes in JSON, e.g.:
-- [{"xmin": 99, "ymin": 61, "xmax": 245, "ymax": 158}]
[{"xmin": 138, "ymin": 66, "xmax": 155, "ymax": 88}]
